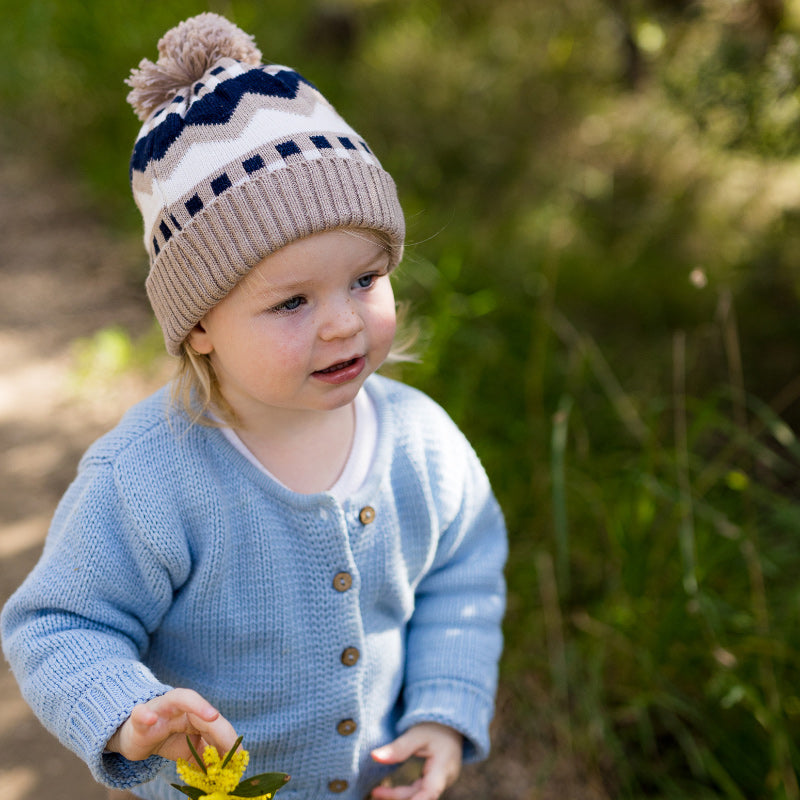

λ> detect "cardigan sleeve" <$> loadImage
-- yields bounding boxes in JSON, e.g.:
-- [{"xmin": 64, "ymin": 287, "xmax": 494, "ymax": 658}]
[
  {"xmin": 0, "ymin": 451, "xmax": 181, "ymax": 788},
  {"xmin": 395, "ymin": 420, "xmax": 507, "ymax": 763}
]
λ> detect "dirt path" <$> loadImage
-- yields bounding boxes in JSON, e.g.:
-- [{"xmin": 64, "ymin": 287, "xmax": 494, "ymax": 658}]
[
  {"xmin": 0, "ymin": 157, "xmax": 607, "ymax": 800},
  {"xmin": 0, "ymin": 158, "xmax": 166, "ymax": 799}
]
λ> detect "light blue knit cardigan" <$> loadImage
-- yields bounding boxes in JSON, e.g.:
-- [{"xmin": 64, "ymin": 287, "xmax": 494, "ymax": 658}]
[{"xmin": 1, "ymin": 374, "xmax": 507, "ymax": 800}]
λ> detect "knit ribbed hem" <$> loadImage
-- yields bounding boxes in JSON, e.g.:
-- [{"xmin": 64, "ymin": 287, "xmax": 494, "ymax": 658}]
[
  {"xmin": 396, "ymin": 679, "xmax": 495, "ymax": 763},
  {"xmin": 67, "ymin": 661, "xmax": 172, "ymax": 787},
  {"xmin": 146, "ymin": 158, "xmax": 405, "ymax": 355}
]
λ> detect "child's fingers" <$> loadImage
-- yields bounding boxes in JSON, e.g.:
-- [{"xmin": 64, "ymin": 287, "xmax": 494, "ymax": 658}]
[
  {"xmin": 370, "ymin": 724, "xmax": 461, "ymax": 800},
  {"xmin": 371, "ymin": 741, "xmax": 412, "ymax": 766},
  {"xmin": 371, "ymin": 782, "xmax": 421, "ymax": 800},
  {"xmin": 415, "ymin": 760, "xmax": 451, "ymax": 800},
  {"xmin": 150, "ymin": 689, "xmax": 238, "ymax": 756},
  {"xmin": 185, "ymin": 706, "xmax": 239, "ymax": 755},
  {"xmin": 371, "ymin": 775, "xmax": 445, "ymax": 800},
  {"xmin": 140, "ymin": 688, "xmax": 220, "ymax": 725},
  {"xmin": 110, "ymin": 688, "xmax": 239, "ymax": 762},
  {"xmin": 371, "ymin": 727, "xmax": 426, "ymax": 765}
]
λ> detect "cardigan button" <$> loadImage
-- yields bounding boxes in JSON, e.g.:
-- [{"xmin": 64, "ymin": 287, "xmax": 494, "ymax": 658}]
[
  {"xmin": 333, "ymin": 572, "xmax": 353, "ymax": 592},
  {"xmin": 337, "ymin": 718, "xmax": 357, "ymax": 736},
  {"xmin": 328, "ymin": 779, "xmax": 349, "ymax": 793},
  {"xmin": 341, "ymin": 647, "xmax": 360, "ymax": 666},
  {"xmin": 359, "ymin": 505, "xmax": 376, "ymax": 524}
]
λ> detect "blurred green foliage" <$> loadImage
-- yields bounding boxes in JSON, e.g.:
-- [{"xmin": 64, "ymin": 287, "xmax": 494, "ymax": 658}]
[{"xmin": 5, "ymin": 0, "xmax": 800, "ymax": 796}]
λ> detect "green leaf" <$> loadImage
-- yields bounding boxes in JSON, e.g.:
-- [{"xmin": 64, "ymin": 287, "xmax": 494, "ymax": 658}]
[
  {"xmin": 170, "ymin": 783, "xmax": 205, "ymax": 800},
  {"xmin": 221, "ymin": 734, "xmax": 245, "ymax": 768},
  {"xmin": 186, "ymin": 735, "xmax": 207, "ymax": 774},
  {"xmin": 231, "ymin": 772, "xmax": 291, "ymax": 797}
]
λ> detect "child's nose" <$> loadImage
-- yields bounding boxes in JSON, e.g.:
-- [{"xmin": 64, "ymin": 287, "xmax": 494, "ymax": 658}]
[{"xmin": 319, "ymin": 297, "xmax": 365, "ymax": 340}]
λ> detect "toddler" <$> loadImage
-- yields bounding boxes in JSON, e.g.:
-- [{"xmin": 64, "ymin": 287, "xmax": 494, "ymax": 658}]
[{"xmin": 1, "ymin": 13, "xmax": 507, "ymax": 800}]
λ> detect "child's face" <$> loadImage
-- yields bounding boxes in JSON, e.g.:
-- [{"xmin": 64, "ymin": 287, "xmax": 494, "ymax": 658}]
[{"xmin": 188, "ymin": 229, "xmax": 397, "ymax": 425}]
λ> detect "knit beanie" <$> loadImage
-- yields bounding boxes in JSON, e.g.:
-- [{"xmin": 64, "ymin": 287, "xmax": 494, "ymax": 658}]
[{"xmin": 126, "ymin": 13, "xmax": 405, "ymax": 355}]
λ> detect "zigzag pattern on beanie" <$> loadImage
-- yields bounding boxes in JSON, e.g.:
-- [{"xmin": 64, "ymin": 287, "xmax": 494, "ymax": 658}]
[{"xmin": 130, "ymin": 63, "xmax": 313, "ymax": 170}]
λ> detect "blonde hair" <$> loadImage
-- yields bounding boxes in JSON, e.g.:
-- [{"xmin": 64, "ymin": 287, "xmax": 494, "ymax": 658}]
[{"xmin": 170, "ymin": 229, "xmax": 416, "ymax": 427}]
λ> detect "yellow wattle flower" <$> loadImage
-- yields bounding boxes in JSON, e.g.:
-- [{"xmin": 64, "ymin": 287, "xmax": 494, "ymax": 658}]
[
  {"xmin": 176, "ymin": 744, "xmax": 251, "ymax": 797},
  {"xmin": 176, "ymin": 758, "xmax": 214, "ymax": 793},
  {"xmin": 199, "ymin": 795, "xmax": 272, "ymax": 800}
]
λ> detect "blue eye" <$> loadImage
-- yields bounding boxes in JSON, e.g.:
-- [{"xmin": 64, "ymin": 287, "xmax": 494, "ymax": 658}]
[
  {"xmin": 273, "ymin": 296, "xmax": 305, "ymax": 312},
  {"xmin": 356, "ymin": 274, "xmax": 377, "ymax": 289}
]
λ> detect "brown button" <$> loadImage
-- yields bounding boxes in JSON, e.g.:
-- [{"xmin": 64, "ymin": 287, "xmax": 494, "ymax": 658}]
[
  {"xmin": 328, "ymin": 779, "xmax": 349, "ymax": 793},
  {"xmin": 337, "ymin": 718, "xmax": 357, "ymax": 736},
  {"xmin": 333, "ymin": 572, "xmax": 352, "ymax": 592},
  {"xmin": 341, "ymin": 647, "xmax": 360, "ymax": 666},
  {"xmin": 359, "ymin": 506, "xmax": 376, "ymax": 524}
]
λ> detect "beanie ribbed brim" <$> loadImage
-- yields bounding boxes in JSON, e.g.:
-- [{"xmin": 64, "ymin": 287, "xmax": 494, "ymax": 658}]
[{"xmin": 146, "ymin": 158, "xmax": 405, "ymax": 356}]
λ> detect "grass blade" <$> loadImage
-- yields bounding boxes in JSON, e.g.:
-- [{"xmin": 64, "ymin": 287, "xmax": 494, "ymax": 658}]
[{"xmin": 551, "ymin": 394, "xmax": 572, "ymax": 598}]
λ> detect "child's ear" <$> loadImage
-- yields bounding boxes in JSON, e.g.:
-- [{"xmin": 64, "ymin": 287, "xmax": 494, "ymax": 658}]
[{"xmin": 187, "ymin": 321, "xmax": 214, "ymax": 355}]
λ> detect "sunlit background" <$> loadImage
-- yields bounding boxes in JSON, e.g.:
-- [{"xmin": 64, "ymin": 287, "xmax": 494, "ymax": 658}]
[{"xmin": 3, "ymin": 1, "xmax": 800, "ymax": 798}]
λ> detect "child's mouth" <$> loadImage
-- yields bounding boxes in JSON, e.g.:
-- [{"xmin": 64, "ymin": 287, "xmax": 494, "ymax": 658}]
[
  {"xmin": 315, "ymin": 358, "xmax": 358, "ymax": 375},
  {"xmin": 312, "ymin": 356, "xmax": 366, "ymax": 384}
]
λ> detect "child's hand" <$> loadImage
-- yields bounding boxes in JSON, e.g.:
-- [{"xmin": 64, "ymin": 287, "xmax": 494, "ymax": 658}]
[
  {"xmin": 105, "ymin": 688, "xmax": 239, "ymax": 764},
  {"xmin": 370, "ymin": 722, "xmax": 463, "ymax": 800}
]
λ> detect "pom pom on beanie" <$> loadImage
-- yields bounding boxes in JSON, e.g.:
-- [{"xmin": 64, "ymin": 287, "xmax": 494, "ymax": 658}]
[
  {"xmin": 126, "ymin": 13, "xmax": 262, "ymax": 121},
  {"xmin": 126, "ymin": 13, "xmax": 405, "ymax": 355}
]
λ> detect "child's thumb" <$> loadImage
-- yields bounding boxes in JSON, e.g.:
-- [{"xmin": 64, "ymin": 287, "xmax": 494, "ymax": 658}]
[{"xmin": 371, "ymin": 731, "xmax": 419, "ymax": 765}]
